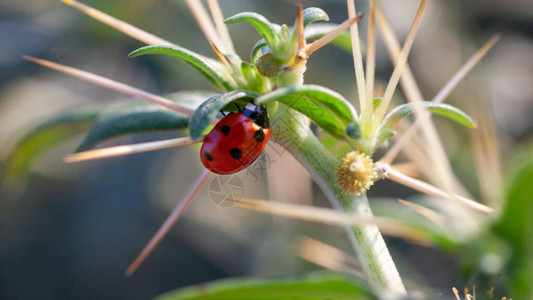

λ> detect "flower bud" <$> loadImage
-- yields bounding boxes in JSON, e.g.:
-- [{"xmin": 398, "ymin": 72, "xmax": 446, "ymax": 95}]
[{"xmin": 336, "ymin": 151, "xmax": 377, "ymax": 195}]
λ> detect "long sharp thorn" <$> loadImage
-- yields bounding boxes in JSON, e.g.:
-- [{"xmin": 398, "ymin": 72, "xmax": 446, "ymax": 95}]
[
  {"xmin": 364, "ymin": 0, "xmax": 376, "ymax": 128},
  {"xmin": 306, "ymin": 12, "xmax": 363, "ymax": 56},
  {"xmin": 432, "ymin": 34, "xmax": 500, "ymax": 104},
  {"xmin": 397, "ymin": 198, "xmax": 445, "ymax": 228},
  {"xmin": 23, "ymin": 56, "xmax": 194, "ymax": 115},
  {"xmin": 236, "ymin": 198, "xmax": 430, "ymax": 243},
  {"xmin": 125, "ymin": 169, "xmax": 211, "ymax": 276},
  {"xmin": 375, "ymin": 1, "xmax": 424, "ymax": 105},
  {"xmin": 60, "ymin": 0, "xmax": 176, "ymax": 46},
  {"xmin": 207, "ymin": 0, "xmax": 235, "ymax": 54},
  {"xmin": 346, "ymin": 0, "xmax": 367, "ymax": 121},
  {"xmin": 381, "ymin": 34, "xmax": 500, "ymax": 164},
  {"xmin": 185, "ymin": 0, "xmax": 224, "ymax": 53},
  {"xmin": 386, "ymin": 167, "xmax": 494, "ymax": 214},
  {"xmin": 64, "ymin": 137, "xmax": 201, "ymax": 163},
  {"xmin": 296, "ymin": 4, "xmax": 306, "ymax": 50},
  {"xmin": 373, "ymin": 0, "xmax": 427, "ymax": 128}
]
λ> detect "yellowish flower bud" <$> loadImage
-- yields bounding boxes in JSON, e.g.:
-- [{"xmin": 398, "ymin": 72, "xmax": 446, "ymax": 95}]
[{"xmin": 336, "ymin": 151, "xmax": 377, "ymax": 195}]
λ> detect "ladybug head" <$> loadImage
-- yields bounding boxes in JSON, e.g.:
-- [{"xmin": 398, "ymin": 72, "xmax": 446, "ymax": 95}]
[{"xmin": 242, "ymin": 103, "xmax": 270, "ymax": 128}]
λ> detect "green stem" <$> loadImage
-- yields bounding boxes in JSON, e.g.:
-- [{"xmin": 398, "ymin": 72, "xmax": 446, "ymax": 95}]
[
  {"xmin": 270, "ymin": 103, "xmax": 406, "ymax": 297},
  {"xmin": 272, "ymin": 67, "xmax": 405, "ymax": 296}
]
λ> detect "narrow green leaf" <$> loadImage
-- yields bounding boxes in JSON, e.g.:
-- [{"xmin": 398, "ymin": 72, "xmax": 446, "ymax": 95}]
[
  {"xmin": 76, "ymin": 91, "xmax": 212, "ymax": 151},
  {"xmin": 128, "ymin": 45, "xmax": 236, "ymax": 91},
  {"xmin": 380, "ymin": 102, "xmax": 477, "ymax": 132},
  {"xmin": 256, "ymin": 85, "xmax": 358, "ymax": 140},
  {"xmin": 4, "ymin": 105, "xmax": 103, "ymax": 178},
  {"xmin": 302, "ymin": 7, "xmax": 329, "ymax": 27},
  {"xmin": 225, "ymin": 12, "xmax": 280, "ymax": 47},
  {"xmin": 250, "ymin": 39, "xmax": 268, "ymax": 63},
  {"xmin": 189, "ymin": 90, "xmax": 259, "ymax": 141},
  {"xmin": 304, "ymin": 24, "xmax": 354, "ymax": 53},
  {"xmin": 157, "ymin": 272, "xmax": 374, "ymax": 300},
  {"xmin": 76, "ymin": 103, "xmax": 190, "ymax": 152}
]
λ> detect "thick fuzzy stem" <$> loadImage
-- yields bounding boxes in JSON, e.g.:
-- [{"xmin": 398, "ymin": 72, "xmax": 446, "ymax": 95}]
[{"xmin": 270, "ymin": 104, "xmax": 406, "ymax": 297}]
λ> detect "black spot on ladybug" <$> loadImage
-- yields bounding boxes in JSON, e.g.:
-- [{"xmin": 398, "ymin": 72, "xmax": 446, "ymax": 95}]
[
  {"xmin": 221, "ymin": 125, "xmax": 231, "ymax": 136},
  {"xmin": 253, "ymin": 129, "xmax": 265, "ymax": 142},
  {"xmin": 230, "ymin": 148, "xmax": 243, "ymax": 160},
  {"xmin": 204, "ymin": 150, "xmax": 214, "ymax": 161}
]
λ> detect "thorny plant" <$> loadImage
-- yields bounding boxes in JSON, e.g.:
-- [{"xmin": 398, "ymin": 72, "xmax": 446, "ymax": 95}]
[{"xmin": 9, "ymin": 0, "xmax": 527, "ymax": 298}]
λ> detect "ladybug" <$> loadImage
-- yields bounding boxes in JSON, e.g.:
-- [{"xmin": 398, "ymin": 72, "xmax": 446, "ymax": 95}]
[{"xmin": 200, "ymin": 103, "xmax": 271, "ymax": 174}]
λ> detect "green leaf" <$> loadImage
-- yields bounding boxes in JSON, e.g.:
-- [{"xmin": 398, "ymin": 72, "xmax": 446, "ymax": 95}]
[
  {"xmin": 250, "ymin": 39, "xmax": 268, "ymax": 63},
  {"xmin": 189, "ymin": 90, "xmax": 259, "ymax": 141},
  {"xmin": 76, "ymin": 91, "xmax": 212, "ymax": 151},
  {"xmin": 225, "ymin": 12, "xmax": 280, "ymax": 47},
  {"xmin": 304, "ymin": 24, "xmax": 354, "ymax": 53},
  {"xmin": 491, "ymin": 149, "xmax": 533, "ymax": 298},
  {"xmin": 256, "ymin": 85, "xmax": 358, "ymax": 140},
  {"xmin": 379, "ymin": 102, "xmax": 477, "ymax": 132},
  {"xmin": 302, "ymin": 7, "xmax": 329, "ymax": 27},
  {"xmin": 373, "ymin": 97, "xmax": 382, "ymax": 112},
  {"xmin": 128, "ymin": 45, "xmax": 236, "ymax": 91},
  {"xmin": 157, "ymin": 272, "xmax": 374, "ymax": 300},
  {"xmin": 76, "ymin": 103, "xmax": 190, "ymax": 152},
  {"xmin": 4, "ymin": 105, "xmax": 103, "ymax": 178},
  {"xmin": 494, "ymin": 151, "xmax": 533, "ymax": 256}
]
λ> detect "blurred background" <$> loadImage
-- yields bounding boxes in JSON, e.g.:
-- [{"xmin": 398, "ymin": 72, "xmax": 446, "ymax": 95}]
[{"xmin": 1, "ymin": 0, "xmax": 532, "ymax": 298}]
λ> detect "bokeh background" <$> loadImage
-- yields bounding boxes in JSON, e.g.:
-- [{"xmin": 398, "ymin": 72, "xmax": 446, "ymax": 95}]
[{"xmin": 1, "ymin": 0, "xmax": 532, "ymax": 298}]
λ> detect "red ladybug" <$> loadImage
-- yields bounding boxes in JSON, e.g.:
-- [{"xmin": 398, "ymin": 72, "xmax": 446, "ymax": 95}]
[{"xmin": 200, "ymin": 103, "xmax": 270, "ymax": 174}]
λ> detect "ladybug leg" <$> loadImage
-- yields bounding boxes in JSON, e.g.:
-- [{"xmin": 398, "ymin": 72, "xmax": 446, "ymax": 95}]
[
  {"xmin": 234, "ymin": 102, "xmax": 242, "ymax": 112},
  {"xmin": 220, "ymin": 110, "xmax": 227, "ymax": 117}
]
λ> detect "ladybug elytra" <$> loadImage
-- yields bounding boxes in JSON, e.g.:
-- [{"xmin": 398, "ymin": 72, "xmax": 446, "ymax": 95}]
[{"xmin": 200, "ymin": 103, "xmax": 271, "ymax": 174}]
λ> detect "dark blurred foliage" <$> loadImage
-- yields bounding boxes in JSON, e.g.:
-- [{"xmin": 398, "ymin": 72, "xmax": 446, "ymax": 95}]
[{"xmin": 0, "ymin": 0, "xmax": 531, "ymax": 299}]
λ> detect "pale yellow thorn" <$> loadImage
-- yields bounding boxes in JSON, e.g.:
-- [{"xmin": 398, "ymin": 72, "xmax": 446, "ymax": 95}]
[
  {"xmin": 60, "ymin": 0, "xmax": 176, "ymax": 46},
  {"xmin": 373, "ymin": 0, "xmax": 427, "ymax": 128},
  {"xmin": 207, "ymin": 0, "xmax": 235, "ymax": 54},
  {"xmin": 375, "ymin": 2, "xmax": 424, "ymax": 110},
  {"xmin": 126, "ymin": 169, "xmax": 211, "ymax": 276},
  {"xmin": 389, "ymin": 162, "xmax": 421, "ymax": 178},
  {"xmin": 364, "ymin": 0, "xmax": 377, "ymax": 130},
  {"xmin": 296, "ymin": 4, "xmax": 307, "ymax": 52},
  {"xmin": 380, "ymin": 34, "xmax": 500, "ymax": 165},
  {"xmin": 306, "ymin": 13, "xmax": 363, "ymax": 56},
  {"xmin": 373, "ymin": 0, "xmax": 454, "ymax": 194},
  {"xmin": 470, "ymin": 95, "xmax": 503, "ymax": 207},
  {"xmin": 397, "ymin": 198, "xmax": 445, "ymax": 228},
  {"xmin": 185, "ymin": 0, "xmax": 224, "ymax": 53},
  {"xmin": 236, "ymin": 198, "xmax": 431, "ymax": 243},
  {"xmin": 295, "ymin": 236, "xmax": 364, "ymax": 277},
  {"xmin": 465, "ymin": 287, "xmax": 470, "ymax": 300},
  {"xmin": 385, "ymin": 166, "xmax": 494, "ymax": 214},
  {"xmin": 346, "ymin": 0, "xmax": 367, "ymax": 117},
  {"xmin": 64, "ymin": 137, "xmax": 200, "ymax": 163},
  {"xmin": 453, "ymin": 287, "xmax": 461, "ymax": 300},
  {"xmin": 24, "ymin": 56, "xmax": 194, "ymax": 116},
  {"xmin": 432, "ymin": 34, "xmax": 500, "ymax": 104}
]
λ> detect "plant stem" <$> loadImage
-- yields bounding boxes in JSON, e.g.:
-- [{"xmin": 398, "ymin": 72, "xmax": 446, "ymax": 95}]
[{"xmin": 270, "ymin": 104, "xmax": 406, "ymax": 297}]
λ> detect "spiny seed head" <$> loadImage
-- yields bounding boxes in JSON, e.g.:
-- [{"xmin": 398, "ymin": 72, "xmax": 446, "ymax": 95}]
[{"xmin": 336, "ymin": 151, "xmax": 377, "ymax": 195}]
